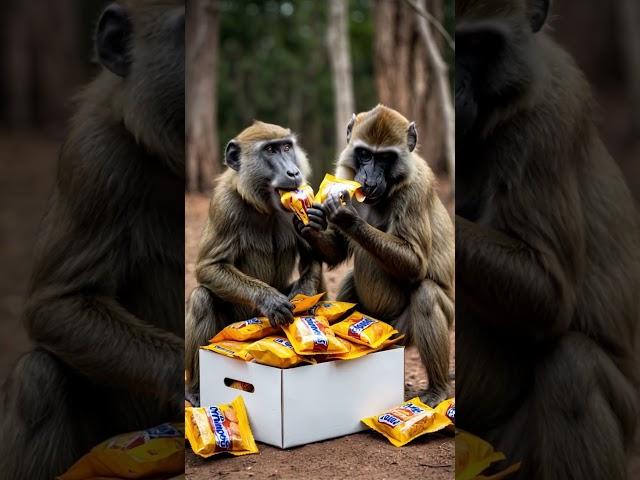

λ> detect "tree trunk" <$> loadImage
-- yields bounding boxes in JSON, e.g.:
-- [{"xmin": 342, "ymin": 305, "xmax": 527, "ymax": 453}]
[
  {"xmin": 327, "ymin": 0, "xmax": 355, "ymax": 155},
  {"xmin": 186, "ymin": 0, "xmax": 220, "ymax": 193},
  {"xmin": 373, "ymin": 0, "xmax": 450, "ymax": 175}
]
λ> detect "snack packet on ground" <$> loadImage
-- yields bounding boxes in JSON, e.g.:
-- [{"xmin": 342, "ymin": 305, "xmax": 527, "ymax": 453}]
[
  {"xmin": 307, "ymin": 300, "xmax": 356, "ymax": 323},
  {"xmin": 201, "ymin": 340, "xmax": 253, "ymax": 361},
  {"xmin": 455, "ymin": 430, "xmax": 512, "ymax": 480},
  {"xmin": 316, "ymin": 173, "xmax": 365, "ymax": 204},
  {"xmin": 282, "ymin": 316, "xmax": 349, "ymax": 355},
  {"xmin": 361, "ymin": 397, "xmax": 452, "ymax": 447},
  {"xmin": 245, "ymin": 335, "xmax": 314, "ymax": 368},
  {"xmin": 332, "ymin": 312, "xmax": 398, "ymax": 348},
  {"xmin": 280, "ymin": 184, "xmax": 315, "ymax": 224},
  {"xmin": 210, "ymin": 317, "xmax": 278, "ymax": 343},
  {"xmin": 325, "ymin": 334, "xmax": 405, "ymax": 360},
  {"xmin": 436, "ymin": 398, "xmax": 455, "ymax": 424},
  {"xmin": 185, "ymin": 396, "xmax": 258, "ymax": 458},
  {"xmin": 290, "ymin": 292, "xmax": 325, "ymax": 314},
  {"xmin": 58, "ymin": 423, "xmax": 184, "ymax": 480}
]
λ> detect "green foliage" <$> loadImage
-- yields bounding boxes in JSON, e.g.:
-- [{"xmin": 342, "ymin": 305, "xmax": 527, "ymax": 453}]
[{"xmin": 218, "ymin": 0, "xmax": 377, "ymax": 186}]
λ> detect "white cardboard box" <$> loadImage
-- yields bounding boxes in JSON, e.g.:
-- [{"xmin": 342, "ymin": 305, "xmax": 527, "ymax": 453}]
[{"xmin": 200, "ymin": 346, "xmax": 405, "ymax": 448}]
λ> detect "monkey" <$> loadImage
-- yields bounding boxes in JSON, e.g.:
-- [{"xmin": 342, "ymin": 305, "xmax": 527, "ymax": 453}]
[
  {"xmin": 296, "ymin": 104, "xmax": 455, "ymax": 406},
  {"xmin": 455, "ymin": 1, "xmax": 640, "ymax": 478},
  {"xmin": 0, "ymin": 2, "xmax": 185, "ymax": 479},
  {"xmin": 184, "ymin": 121, "xmax": 323, "ymax": 400}
]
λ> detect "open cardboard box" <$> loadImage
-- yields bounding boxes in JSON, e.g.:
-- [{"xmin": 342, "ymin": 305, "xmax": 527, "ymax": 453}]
[{"xmin": 200, "ymin": 346, "xmax": 405, "ymax": 448}]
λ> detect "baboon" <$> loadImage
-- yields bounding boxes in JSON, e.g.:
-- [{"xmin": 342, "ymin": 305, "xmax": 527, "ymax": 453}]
[
  {"xmin": 456, "ymin": 1, "xmax": 640, "ymax": 478},
  {"xmin": 0, "ymin": 2, "xmax": 185, "ymax": 479},
  {"xmin": 298, "ymin": 105, "xmax": 455, "ymax": 406},
  {"xmin": 185, "ymin": 121, "xmax": 323, "ymax": 398}
]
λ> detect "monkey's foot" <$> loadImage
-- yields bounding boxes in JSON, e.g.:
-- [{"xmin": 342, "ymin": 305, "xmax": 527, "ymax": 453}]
[{"xmin": 420, "ymin": 388, "xmax": 448, "ymax": 408}]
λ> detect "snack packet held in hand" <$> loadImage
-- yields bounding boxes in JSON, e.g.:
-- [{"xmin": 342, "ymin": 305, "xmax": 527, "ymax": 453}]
[
  {"xmin": 331, "ymin": 312, "xmax": 398, "ymax": 348},
  {"xmin": 201, "ymin": 340, "xmax": 253, "ymax": 361},
  {"xmin": 245, "ymin": 335, "xmax": 314, "ymax": 368},
  {"xmin": 280, "ymin": 184, "xmax": 315, "ymax": 224},
  {"xmin": 316, "ymin": 173, "xmax": 366, "ymax": 204},
  {"xmin": 282, "ymin": 316, "xmax": 349, "ymax": 355},
  {"xmin": 307, "ymin": 300, "xmax": 356, "ymax": 323},
  {"xmin": 361, "ymin": 397, "xmax": 452, "ymax": 447},
  {"xmin": 210, "ymin": 317, "xmax": 278, "ymax": 343},
  {"xmin": 290, "ymin": 292, "xmax": 325, "ymax": 314},
  {"xmin": 186, "ymin": 396, "xmax": 258, "ymax": 458},
  {"xmin": 58, "ymin": 423, "xmax": 184, "ymax": 479}
]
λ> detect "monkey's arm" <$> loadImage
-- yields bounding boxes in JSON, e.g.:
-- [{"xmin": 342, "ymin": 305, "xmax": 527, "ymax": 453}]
[
  {"xmin": 26, "ymin": 294, "xmax": 183, "ymax": 405},
  {"xmin": 294, "ymin": 205, "xmax": 351, "ymax": 266},
  {"xmin": 456, "ymin": 215, "xmax": 577, "ymax": 338},
  {"xmin": 288, "ymin": 240, "xmax": 323, "ymax": 297}
]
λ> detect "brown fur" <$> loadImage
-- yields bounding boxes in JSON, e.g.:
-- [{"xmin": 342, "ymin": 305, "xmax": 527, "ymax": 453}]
[{"xmin": 352, "ymin": 104, "xmax": 411, "ymax": 148}]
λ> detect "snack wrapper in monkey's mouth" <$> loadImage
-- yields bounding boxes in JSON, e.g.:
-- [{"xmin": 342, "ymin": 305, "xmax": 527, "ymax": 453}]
[
  {"xmin": 279, "ymin": 184, "xmax": 315, "ymax": 224},
  {"xmin": 316, "ymin": 173, "xmax": 366, "ymax": 204}
]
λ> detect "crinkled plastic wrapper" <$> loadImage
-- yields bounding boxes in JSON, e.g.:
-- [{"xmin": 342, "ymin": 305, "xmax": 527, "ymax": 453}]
[
  {"xmin": 282, "ymin": 315, "xmax": 349, "ymax": 355},
  {"xmin": 280, "ymin": 184, "xmax": 315, "ymax": 224},
  {"xmin": 210, "ymin": 317, "xmax": 278, "ymax": 343},
  {"xmin": 361, "ymin": 397, "xmax": 452, "ymax": 447},
  {"xmin": 455, "ymin": 430, "xmax": 521, "ymax": 480},
  {"xmin": 315, "ymin": 173, "xmax": 365, "ymax": 204},
  {"xmin": 331, "ymin": 312, "xmax": 398, "ymax": 348},
  {"xmin": 307, "ymin": 300, "xmax": 356, "ymax": 323},
  {"xmin": 185, "ymin": 396, "xmax": 258, "ymax": 458},
  {"xmin": 245, "ymin": 335, "xmax": 314, "ymax": 368},
  {"xmin": 290, "ymin": 292, "xmax": 325, "ymax": 314},
  {"xmin": 58, "ymin": 423, "xmax": 184, "ymax": 480},
  {"xmin": 201, "ymin": 340, "xmax": 253, "ymax": 361},
  {"xmin": 436, "ymin": 398, "xmax": 455, "ymax": 424},
  {"xmin": 324, "ymin": 334, "xmax": 405, "ymax": 361}
]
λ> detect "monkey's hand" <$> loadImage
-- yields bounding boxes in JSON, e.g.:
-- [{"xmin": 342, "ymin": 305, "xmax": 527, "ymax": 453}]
[
  {"xmin": 258, "ymin": 289, "xmax": 295, "ymax": 327},
  {"xmin": 293, "ymin": 203, "xmax": 328, "ymax": 237},
  {"xmin": 324, "ymin": 191, "xmax": 359, "ymax": 230}
]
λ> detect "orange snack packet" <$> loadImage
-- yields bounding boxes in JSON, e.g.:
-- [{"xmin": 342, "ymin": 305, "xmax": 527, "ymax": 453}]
[
  {"xmin": 436, "ymin": 398, "xmax": 455, "ymax": 424},
  {"xmin": 331, "ymin": 312, "xmax": 398, "ymax": 348},
  {"xmin": 325, "ymin": 334, "xmax": 405, "ymax": 361},
  {"xmin": 455, "ymin": 430, "xmax": 517, "ymax": 480},
  {"xmin": 290, "ymin": 292, "xmax": 325, "ymax": 314},
  {"xmin": 185, "ymin": 396, "xmax": 258, "ymax": 458},
  {"xmin": 282, "ymin": 315, "xmax": 349, "ymax": 355},
  {"xmin": 315, "ymin": 173, "xmax": 366, "ymax": 204},
  {"xmin": 201, "ymin": 340, "xmax": 253, "ymax": 361},
  {"xmin": 245, "ymin": 335, "xmax": 313, "ymax": 368},
  {"xmin": 307, "ymin": 300, "xmax": 356, "ymax": 323},
  {"xmin": 280, "ymin": 184, "xmax": 315, "ymax": 224},
  {"xmin": 361, "ymin": 397, "xmax": 452, "ymax": 447},
  {"xmin": 58, "ymin": 423, "xmax": 184, "ymax": 479},
  {"xmin": 210, "ymin": 317, "xmax": 278, "ymax": 343}
]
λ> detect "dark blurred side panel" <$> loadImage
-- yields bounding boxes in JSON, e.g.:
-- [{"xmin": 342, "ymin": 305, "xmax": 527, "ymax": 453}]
[
  {"xmin": 455, "ymin": 1, "xmax": 640, "ymax": 479},
  {"xmin": 0, "ymin": 1, "xmax": 185, "ymax": 479}
]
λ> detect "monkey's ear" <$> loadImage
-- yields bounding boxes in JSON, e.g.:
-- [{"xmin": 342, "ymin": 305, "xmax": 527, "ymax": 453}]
[
  {"xmin": 224, "ymin": 141, "xmax": 241, "ymax": 171},
  {"xmin": 407, "ymin": 122, "xmax": 418, "ymax": 152},
  {"xmin": 528, "ymin": 0, "xmax": 550, "ymax": 33},
  {"xmin": 96, "ymin": 3, "xmax": 132, "ymax": 77},
  {"xmin": 346, "ymin": 113, "xmax": 356, "ymax": 143}
]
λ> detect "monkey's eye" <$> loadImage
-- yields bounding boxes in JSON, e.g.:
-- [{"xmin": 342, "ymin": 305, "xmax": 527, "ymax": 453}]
[
  {"xmin": 265, "ymin": 145, "xmax": 275, "ymax": 154},
  {"xmin": 283, "ymin": 143, "xmax": 291, "ymax": 152},
  {"xmin": 356, "ymin": 148, "xmax": 373, "ymax": 162}
]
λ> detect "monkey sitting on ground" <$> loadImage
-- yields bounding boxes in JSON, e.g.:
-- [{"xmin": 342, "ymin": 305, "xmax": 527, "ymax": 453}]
[
  {"xmin": 455, "ymin": 1, "xmax": 640, "ymax": 478},
  {"xmin": 185, "ymin": 121, "xmax": 323, "ymax": 399},
  {"xmin": 0, "ymin": 2, "xmax": 185, "ymax": 480},
  {"xmin": 297, "ymin": 105, "xmax": 455, "ymax": 406}
]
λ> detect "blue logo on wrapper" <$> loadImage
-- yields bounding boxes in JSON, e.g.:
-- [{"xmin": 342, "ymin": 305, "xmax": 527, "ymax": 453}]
[
  {"xmin": 207, "ymin": 406, "xmax": 231, "ymax": 450},
  {"xmin": 348, "ymin": 318, "xmax": 375, "ymax": 338},
  {"xmin": 302, "ymin": 317, "xmax": 328, "ymax": 349},
  {"xmin": 378, "ymin": 413, "xmax": 402, "ymax": 427}
]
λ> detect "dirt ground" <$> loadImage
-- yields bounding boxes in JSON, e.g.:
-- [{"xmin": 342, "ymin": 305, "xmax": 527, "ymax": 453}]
[{"xmin": 185, "ymin": 193, "xmax": 455, "ymax": 480}]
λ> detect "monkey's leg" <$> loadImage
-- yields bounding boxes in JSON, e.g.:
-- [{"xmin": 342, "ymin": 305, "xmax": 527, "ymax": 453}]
[
  {"xmin": 496, "ymin": 333, "xmax": 635, "ymax": 480},
  {"xmin": 185, "ymin": 286, "xmax": 230, "ymax": 400},
  {"xmin": 336, "ymin": 270, "xmax": 361, "ymax": 303},
  {"xmin": 0, "ymin": 349, "xmax": 95, "ymax": 480},
  {"xmin": 410, "ymin": 279, "xmax": 452, "ymax": 407}
]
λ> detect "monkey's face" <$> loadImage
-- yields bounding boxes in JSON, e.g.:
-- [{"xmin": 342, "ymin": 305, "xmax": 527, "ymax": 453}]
[
  {"xmin": 351, "ymin": 145, "xmax": 395, "ymax": 205},
  {"xmin": 455, "ymin": 0, "xmax": 549, "ymax": 144},
  {"xmin": 226, "ymin": 137, "xmax": 306, "ymax": 212}
]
